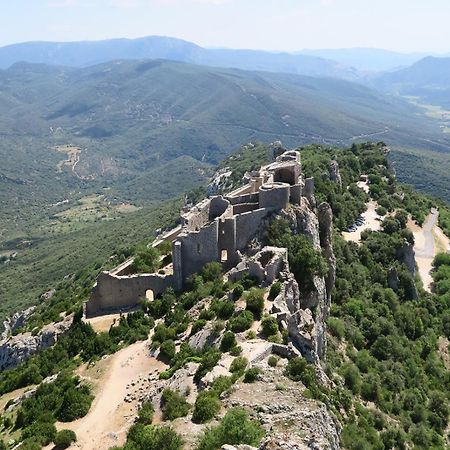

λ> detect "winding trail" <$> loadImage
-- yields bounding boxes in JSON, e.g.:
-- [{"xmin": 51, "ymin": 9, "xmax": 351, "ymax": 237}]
[
  {"xmin": 59, "ymin": 340, "xmax": 166, "ymax": 450},
  {"xmin": 410, "ymin": 208, "xmax": 450, "ymax": 292}
]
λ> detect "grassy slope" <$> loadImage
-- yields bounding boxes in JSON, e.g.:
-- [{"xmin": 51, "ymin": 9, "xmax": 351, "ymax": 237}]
[{"xmin": 0, "ymin": 200, "xmax": 181, "ymax": 322}]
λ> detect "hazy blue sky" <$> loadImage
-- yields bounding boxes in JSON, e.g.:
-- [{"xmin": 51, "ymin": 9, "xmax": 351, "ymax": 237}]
[{"xmin": 1, "ymin": 0, "xmax": 449, "ymax": 52}]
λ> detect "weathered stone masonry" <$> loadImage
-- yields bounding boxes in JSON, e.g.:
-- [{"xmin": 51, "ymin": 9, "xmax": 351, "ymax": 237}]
[{"xmin": 85, "ymin": 150, "xmax": 307, "ymax": 317}]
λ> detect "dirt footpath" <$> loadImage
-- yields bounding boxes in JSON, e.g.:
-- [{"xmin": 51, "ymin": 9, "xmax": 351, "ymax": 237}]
[{"xmin": 60, "ymin": 340, "xmax": 166, "ymax": 450}]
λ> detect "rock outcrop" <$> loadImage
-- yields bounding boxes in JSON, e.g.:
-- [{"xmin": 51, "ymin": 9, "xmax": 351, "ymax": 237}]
[
  {"xmin": 2, "ymin": 306, "xmax": 36, "ymax": 339},
  {"xmin": 269, "ymin": 200, "xmax": 335, "ymax": 362},
  {"xmin": 224, "ymin": 367, "xmax": 340, "ymax": 450},
  {"xmin": 0, "ymin": 315, "xmax": 72, "ymax": 370},
  {"xmin": 329, "ymin": 160, "xmax": 342, "ymax": 189}
]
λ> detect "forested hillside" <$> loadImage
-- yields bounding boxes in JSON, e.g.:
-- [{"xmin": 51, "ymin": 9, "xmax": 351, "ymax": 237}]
[
  {"xmin": 1, "ymin": 59, "xmax": 449, "ymax": 246},
  {"xmin": 0, "ymin": 142, "xmax": 448, "ymax": 450}
]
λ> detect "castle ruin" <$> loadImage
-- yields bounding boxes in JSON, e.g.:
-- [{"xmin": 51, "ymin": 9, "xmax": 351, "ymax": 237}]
[{"xmin": 85, "ymin": 150, "xmax": 311, "ymax": 317}]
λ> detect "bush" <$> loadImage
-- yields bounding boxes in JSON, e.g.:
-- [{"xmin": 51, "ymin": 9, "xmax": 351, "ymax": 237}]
[
  {"xmin": 244, "ymin": 368, "xmax": 261, "ymax": 383},
  {"xmin": 284, "ymin": 357, "xmax": 316, "ymax": 388},
  {"xmin": 229, "ymin": 357, "xmax": 248, "ymax": 374},
  {"xmin": 160, "ymin": 340, "xmax": 176, "ymax": 362},
  {"xmin": 268, "ymin": 282, "xmax": 282, "ymax": 300},
  {"xmin": 201, "ymin": 262, "xmax": 223, "ymax": 282},
  {"xmin": 220, "ymin": 331, "xmax": 237, "ymax": 352},
  {"xmin": 232, "ymin": 284, "xmax": 244, "ymax": 300},
  {"xmin": 246, "ymin": 330, "xmax": 256, "ymax": 339},
  {"xmin": 268, "ymin": 355, "xmax": 279, "ymax": 367},
  {"xmin": 327, "ymin": 317, "xmax": 345, "ymax": 340},
  {"xmin": 261, "ymin": 315, "xmax": 278, "ymax": 337},
  {"xmin": 211, "ymin": 300, "xmax": 235, "ymax": 320},
  {"xmin": 210, "ymin": 376, "xmax": 233, "ymax": 396},
  {"xmin": 245, "ymin": 288, "xmax": 265, "ymax": 319},
  {"xmin": 194, "ymin": 351, "xmax": 222, "ymax": 382},
  {"xmin": 192, "ymin": 391, "xmax": 221, "ymax": 423},
  {"xmin": 228, "ymin": 311, "xmax": 254, "ymax": 332},
  {"xmin": 57, "ymin": 386, "xmax": 93, "ymax": 422},
  {"xmin": 21, "ymin": 421, "xmax": 57, "ymax": 446},
  {"xmin": 196, "ymin": 408, "xmax": 264, "ymax": 450},
  {"xmin": 126, "ymin": 424, "xmax": 183, "ymax": 450},
  {"xmin": 133, "ymin": 247, "xmax": 160, "ymax": 273},
  {"xmin": 229, "ymin": 345, "xmax": 242, "ymax": 356},
  {"xmin": 340, "ymin": 363, "xmax": 362, "ymax": 394},
  {"xmin": 54, "ymin": 429, "xmax": 77, "ymax": 449},
  {"xmin": 191, "ymin": 319, "xmax": 207, "ymax": 336},
  {"xmin": 137, "ymin": 401, "xmax": 155, "ymax": 424},
  {"xmin": 161, "ymin": 389, "xmax": 190, "ymax": 421}
]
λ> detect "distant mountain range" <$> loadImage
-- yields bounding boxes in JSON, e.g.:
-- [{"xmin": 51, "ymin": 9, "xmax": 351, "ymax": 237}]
[
  {"xmin": 1, "ymin": 35, "xmax": 449, "ymax": 78},
  {"xmin": 0, "ymin": 36, "xmax": 359, "ymax": 80},
  {"xmin": 371, "ymin": 56, "xmax": 450, "ymax": 108},
  {"xmin": 297, "ymin": 48, "xmax": 430, "ymax": 72}
]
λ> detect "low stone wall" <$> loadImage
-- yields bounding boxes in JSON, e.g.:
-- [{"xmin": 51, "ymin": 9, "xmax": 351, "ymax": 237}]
[
  {"xmin": 232, "ymin": 203, "xmax": 260, "ymax": 215},
  {"xmin": 86, "ymin": 272, "xmax": 173, "ymax": 317},
  {"xmin": 226, "ymin": 192, "xmax": 259, "ymax": 206}
]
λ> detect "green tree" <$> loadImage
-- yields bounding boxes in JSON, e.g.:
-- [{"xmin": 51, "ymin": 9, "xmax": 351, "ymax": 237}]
[{"xmin": 54, "ymin": 430, "xmax": 77, "ymax": 449}]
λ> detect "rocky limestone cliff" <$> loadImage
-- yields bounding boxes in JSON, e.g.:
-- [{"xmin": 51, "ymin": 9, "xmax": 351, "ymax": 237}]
[
  {"xmin": 329, "ymin": 160, "xmax": 342, "ymax": 189},
  {"xmin": 0, "ymin": 315, "xmax": 72, "ymax": 370},
  {"xmin": 2, "ymin": 306, "xmax": 36, "ymax": 340},
  {"xmin": 268, "ymin": 199, "xmax": 335, "ymax": 362}
]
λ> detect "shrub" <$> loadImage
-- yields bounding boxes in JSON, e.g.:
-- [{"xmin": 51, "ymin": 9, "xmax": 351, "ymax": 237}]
[
  {"xmin": 56, "ymin": 386, "xmax": 93, "ymax": 422},
  {"xmin": 199, "ymin": 309, "xmax": 215, "ymax": 321},
  {"xmin": 229, "ymin": 356, "xmax": 248, "ymax": 374},
  {"xmin": 284, "ymin": 357, "xmax": 316, "ymax": 387},
  {"xmin": 210, "ymin": 376, "xmax": 233, "ymax": 396},
  {"xmin": 245, "ymin": 288, "xmax": 265, "ymax": 319},
  {"xmin": 229, "ymin": 345, "xmax": 242, "ymax": 356},
  {"xmin": 261, "ymin": 315, "xmax": 278, "ymax": 337},
  {"xmin": 268, "ymin": 355, "xmax": 279, "ymax": 367},
  {"xmin": 220, "ymin": 331, "xmax": 237, "ymax": 352},
  {"xmin": 191, "ymin": 319, "xmax": 207, "ymax": 336},
  {"xmin": 201, "ymin": 262, "xmax": 223, "ymax": 282},
  {"xmin": 21, "ymin": 421, "xmax": 57, "ymax": 446},
  {"xmin": 160, "ymin": 340, "xmax": 176, "ymax": 362},
  {"xmin": 245, "ymin": 330, "xmax": 256, "ymax": 339},
  {"xmin": 268, "ymin": 282, "xmax": 282, "ymax": 300},
  {"xmin": 161, "ymin": 389, "xmax": 190, "ymax": 421},
  {"xmin": 194, "ymin": 351, "xmax": 222, "ymax": 382},
  {"xmin": 126, "ymin": 424, "xmax": 183, "ymax": 450},
  {"xmin": 196, "ymin": 408, "xmax": 264, "ymax": 450},
  {"xmin": 232, "ymin": 284, "xmax": 244, "ymax": 300},
  {"xmin": 211, "ymin": 300, "xmax": 235, "ymax": 320},
  {"xmin": 228, "ymin": 311, "xmax": 254, "ymax": 332},
  {"xmin": 54, "ymin": 429, "xmax": 77, "ymax": 449},
  {"xmin": 244, "ymin": 368, "xmax": 261, "ymax": 383},
  {"xmin": 327, "ymin": 317, "xmax": 345, "ymax": 340},
  {"xmin": 133, "ymin": 247, "xmax": 160, "ymax": 273},
  {"xmin": 340, "ymin": 363, "xmax": 362, "ymax": 394},
  {"xmin": 192, "ymin": 391, "xmax": 221, "ymax": 423},
  {"xmin": 137, "ymin": 401, "xmax": 155, "ymax": 424}
]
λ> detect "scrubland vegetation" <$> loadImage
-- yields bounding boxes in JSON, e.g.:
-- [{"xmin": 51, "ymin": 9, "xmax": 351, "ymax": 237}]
[{"xmin": 0, "ymin": 142, "xmax": 449, "ymax": 449}]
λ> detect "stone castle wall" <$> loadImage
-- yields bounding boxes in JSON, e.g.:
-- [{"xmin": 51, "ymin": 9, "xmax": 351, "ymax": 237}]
[{"xmin": 85, "ymin": 149, "xmax": 311, "ymax": 318}]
